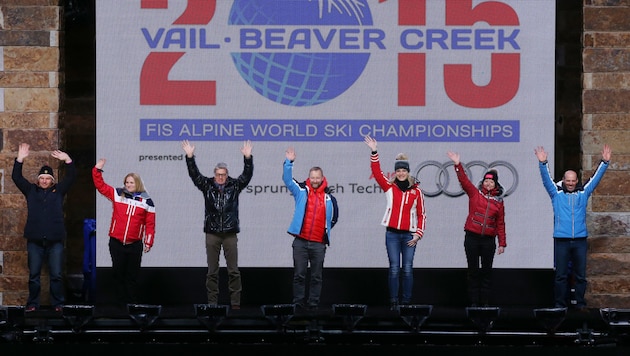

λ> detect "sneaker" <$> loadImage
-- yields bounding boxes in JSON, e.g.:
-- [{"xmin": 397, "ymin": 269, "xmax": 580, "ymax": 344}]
[
  {"xmin": 54, "ymin": 305, "xmax": 63, "ymax": 313},
  {"xmin": 25, "ymin": 306, "xmax": 37, "ymax": 312}
]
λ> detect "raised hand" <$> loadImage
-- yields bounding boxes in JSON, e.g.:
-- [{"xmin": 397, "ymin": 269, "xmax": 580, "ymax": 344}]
[
  {"xmin": 534, "ymin": 146, "xmax": 548, "ymax": 162},
  {"xmin": 285, "ymin": 146, "xmax": 296, "ymax": 161},
  {"xmin": 364, "ymin": 135, "xmax": 377, "ymax": 151},
  {"xmin": 17, "ymin": 143, "xmax": 30, "ymax": 162},
  {"xmin": 602, "ymin": 144, "xmax": 612, "ymax": 162},
  {"xmin": 241, "ymin": 140, "xmax": 253, "ymax": 158},
  {"xmin": 51, "ymin": 150, "xmax": 72, "ymax": 163},
  {"xmin": 447, "ymin": 151, "xmax": 460, "ymax": 165},
  {"xmin": 182, "ymin": 140, "xmax": 195, "ymax": 157},
  {"xmin": 95, "ymin": 158, "xmax": 106, "ymax": 170}
]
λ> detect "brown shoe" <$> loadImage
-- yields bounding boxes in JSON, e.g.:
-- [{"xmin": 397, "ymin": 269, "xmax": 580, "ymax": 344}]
[{"xmin": 231, "ymin": 305, "xmax": 240, "ymax": 310}]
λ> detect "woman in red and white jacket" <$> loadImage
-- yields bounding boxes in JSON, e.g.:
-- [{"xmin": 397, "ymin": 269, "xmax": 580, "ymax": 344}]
[
  {"xmin": 364, "ymin": 136, "xmax": 426, "ymax": 310},
  {"xmin": 92, "ymin": 158, "xmax": 155, "ymax": 305},
  {"xmin": 447, "ymin": 151, "xmax": 506, "ymax": 307}
]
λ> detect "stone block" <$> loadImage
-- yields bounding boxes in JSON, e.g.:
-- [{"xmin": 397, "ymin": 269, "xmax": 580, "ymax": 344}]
[
  {"xmin": 1, "ymin": 251, "xmax": 28, "ymax": 275},
  {"xmin": 582, "ymin": 131, "xmax": 630, "ymax": 154},
  {"xmin": 0, "ymin": 208, "xmax": 27, "ymax": 238},
  {"xmin": 1, "ymin": 6, "xmax": 60, "ymax": 31},
  {"xmin": 591, "ymin": 196, "xmax": 630, "ymax": 212},
  {"xmin": 588, "ymin": 253, "xmax": 630, "ymax": 276},
  {"xmin": 0, "ymin": 1, "xmax": 61, "ymax": 7},
  {"xmin": 590, "ymin": 114, "xmax": 630, "ymax": 130},
  {"xmin": 584, "ymin": 7, "xmax": 630, "ymax": 32},
  {"xmin": 4, "ymin": 88, "xmax": 60, "ymax": 112},
  {"xmin": 589, "ymin": 275, "xmax": 630, "ymax": 294},
  {"xmin": 0, "ymin": 71, "xmax": 50, "ymax": 87},
  {"xmin": 589, "ymin": 236, "xmax": 630, "ymax": 253},
  {"xmin": 584, "ymin": 48, "xmax": 630, "ymax": 73},
  {"xmin": 588, "ymin": 73, "xmax": 630, "ymax": 89},
  {"xmin": 0, "ymin": 112, "xmax": 51, "ymax": 129},
  {"xmin": 587, "ymin": 293, "xmax": 630, "ymax": 309},
  {"xmin": 583, "ymin": 89, "xmax": 630, "ymax": 113},
  {"xmin": 0, "ymin": 30, "xmax": 51, "ymax": 46},
  {"xmin": 6, "ymin": 129, "xmax": 59, "ymax": 152},
  {"xmin": 588, "ymin": 33, "xmax": 630, "ymax": 48},
  {"xmin": 588, "ymin": 213, "xmax": 630, "ymax": 237},
  {"xmin": 585, "ymin": 171, "xmax": 630, "ymax": 196},
  {"xmin": 3, "ymin": 47, "xmax": 60, "ymax": 71}
]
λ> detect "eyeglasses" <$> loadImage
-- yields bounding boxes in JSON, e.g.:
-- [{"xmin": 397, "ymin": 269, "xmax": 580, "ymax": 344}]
[{"xmin": 215, "ymin": 173, "xmax": 227, "ymax": 177}]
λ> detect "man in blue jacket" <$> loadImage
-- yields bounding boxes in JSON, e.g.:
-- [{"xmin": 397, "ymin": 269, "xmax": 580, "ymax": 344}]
[
  {"xmin": 283, "ymin": 146, "xmax": 338, "ymax": 310},
  {"xmin": 535, "ymin": 144, "xmax": 612, "ymax": 311},
  {"xmin": 12, "ymin": 143, "xmax": 76, "ymax": 312}
]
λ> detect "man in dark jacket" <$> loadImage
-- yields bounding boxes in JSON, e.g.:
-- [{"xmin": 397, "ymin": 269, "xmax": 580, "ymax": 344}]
[
  {"xmin": 182, "ymin": 139, "xmax": 253, "ymax": 309},
  {"xmin": 12, "ymin": 143, "xmax": 77, "ymax": 312}
]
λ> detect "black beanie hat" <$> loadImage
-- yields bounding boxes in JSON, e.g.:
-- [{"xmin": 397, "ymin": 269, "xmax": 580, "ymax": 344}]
[
  {"xmin": 483, "ymin": 169, "xmax": 498, "ymax": 185},
  {"xmin": 394, "ymin": 160, "xmax": 410, "ymax": 171},
  {"xmin": 38, "ymin": 165, "xmax": 55, "ymax": 181}
]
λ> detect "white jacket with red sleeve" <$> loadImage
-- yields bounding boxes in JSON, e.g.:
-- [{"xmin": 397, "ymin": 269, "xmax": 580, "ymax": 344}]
[{"xmin": 92, "ymin": 167, "xmax": 155, "ymax": 248}]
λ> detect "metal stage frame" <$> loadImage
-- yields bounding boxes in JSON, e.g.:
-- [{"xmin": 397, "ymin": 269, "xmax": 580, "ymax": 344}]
[{"xmin": 2, "ymin": 304, "xmax": 630, "ymax": 350}]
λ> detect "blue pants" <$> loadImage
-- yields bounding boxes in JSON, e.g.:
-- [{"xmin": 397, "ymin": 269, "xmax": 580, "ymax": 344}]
[
  {"xmin": 385, "ymin": 230, "xmax": 416, "ymax": 304},
  {"xmin": 554, "ymin": 238, "xmax": 588, "ymax": 308},
  {"xmin": 292, "ymin": 237, "xmax": 326, "ymax": 307},
  {"xmin": 27, "ymin": 240, "xmax": 65, "ymax": 308}
]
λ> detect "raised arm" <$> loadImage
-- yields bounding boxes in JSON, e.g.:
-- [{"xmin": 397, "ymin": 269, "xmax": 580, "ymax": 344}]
[
  {"xmin": 364, "ymin": 135, "xmax": 378, "ymax": 152},
  {"xmin": 241, "ymin": 140, "xmax": 253, "ymax": 159},
  {"xmin": 447, "ymin": 151, "xmax": 460, "ymax": 165},
  {"xmin": 534, "ymin": 146, "xmax": 548, "ymax": 162},
  {"xmin": 181, "ymin": 140, "xmax": 195, "ymax": 158},
  {"xmin": 95, "ymin": 158, "xmax": 106, "ymax": 170},
  {"xmin": 285, "ymin": 146, "xmax": 296, "ymax": 162},
  {"xmin": 51, "ymin": 149, "xmax": 72, "ymax": 164},
  {"xmin": 17, "ymin": 143, "xmax": 30, "ymax": 163},
  {"xmin": 601, "ymin": 144, "xmax": 612, "ymax": 162}
]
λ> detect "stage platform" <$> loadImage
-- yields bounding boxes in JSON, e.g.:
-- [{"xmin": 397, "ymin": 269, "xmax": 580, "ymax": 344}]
[{"xmin": 3, "ymin": 303, "xmax": 630, "ymax": 354}]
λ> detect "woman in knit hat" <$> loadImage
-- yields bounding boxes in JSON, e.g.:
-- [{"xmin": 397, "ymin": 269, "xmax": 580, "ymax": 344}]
[
  {"xmin": 364, "ymin": 136, "xmax": 427, "ymax": 310},
  {"xmin": 447, "ymin": 151, "xmax": 506, "ymax": 307}
]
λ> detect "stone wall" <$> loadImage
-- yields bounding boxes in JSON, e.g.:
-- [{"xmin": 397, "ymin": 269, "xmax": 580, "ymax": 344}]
[
  {"xmin": 583, "ymin": 1, "xmax": 630, "ymax": 308},
  {"xmin": 0, "ymin": 1, "xmax": 64, "ymax": 306}
]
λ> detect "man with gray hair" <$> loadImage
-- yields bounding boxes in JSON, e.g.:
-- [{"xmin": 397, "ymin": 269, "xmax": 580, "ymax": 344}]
[{"xmin": 182, "ymin": 140, "xmax": 253, "ymax": 310}]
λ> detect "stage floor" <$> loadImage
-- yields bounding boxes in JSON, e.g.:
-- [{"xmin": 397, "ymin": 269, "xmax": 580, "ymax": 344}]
[{"xmin": 3, "ymin": 303, "xmax": 630, "ymax": 352}]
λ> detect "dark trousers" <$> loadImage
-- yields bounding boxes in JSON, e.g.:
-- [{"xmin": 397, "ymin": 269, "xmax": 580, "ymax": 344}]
[
  {"xmin": 205, "ymin": 233, "xmax": 241, "ymax": 306},
  {"xmin": 464, "ymin": 231, "xmax": 496, "ymax": 306},
  {"xmin": 108, "ymin": 237, "xmax": 143, "ymax": 304},
  {"xmin": 292, "ymin": 237, "xmax": 326, "ymax": 307}
]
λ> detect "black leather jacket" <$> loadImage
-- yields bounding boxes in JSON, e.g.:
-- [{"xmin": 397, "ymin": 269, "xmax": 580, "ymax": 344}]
[{"xmin": 186, "ymin": 155, "xmax": 253, "ymax": 234}]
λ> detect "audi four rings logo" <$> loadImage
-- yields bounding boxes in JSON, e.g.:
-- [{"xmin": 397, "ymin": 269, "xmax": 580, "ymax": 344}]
[{"xmin": 413, "ymin": 161, "xmax": 519, "ymax": 198}]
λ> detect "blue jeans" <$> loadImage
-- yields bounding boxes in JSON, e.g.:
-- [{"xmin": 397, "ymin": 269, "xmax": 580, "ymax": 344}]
[
  {"xmin": 292, "ymin": 237, "xmax": 326, "ymax": 307},
  {"xmin": 385, "ymin": 230, "xmax": 416, "ymax": 304},
  {"xmin": 554, "ymin": 238, "xmax": 588, "ymax": 308},
  {"xmin": 27, "ymin": 240, "xmax": 65, "ymax": 308}
]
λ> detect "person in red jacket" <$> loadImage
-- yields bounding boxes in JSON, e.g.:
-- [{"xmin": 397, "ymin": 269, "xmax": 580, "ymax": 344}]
[
  {"xmin": 364, "ymin": 136, "xmax": 426, "ymax": 310},
  {"xmin": 447, "ymin": 151, "xmax": 506, "ymax": 307},
  {"xmin": 92, "ymin": 159, "xmax": 155, "ymax": 305}
]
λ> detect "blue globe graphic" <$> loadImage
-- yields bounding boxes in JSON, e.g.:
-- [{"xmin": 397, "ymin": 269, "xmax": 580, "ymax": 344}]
[{"xmin": 229, "ymin": 0, "xmax": 373, "ymax": 106}]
